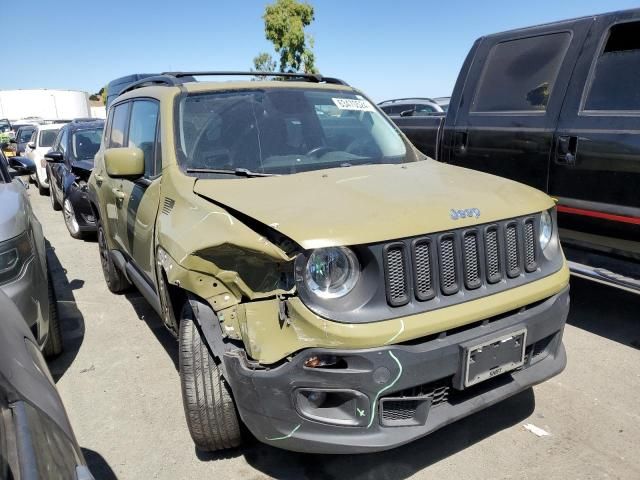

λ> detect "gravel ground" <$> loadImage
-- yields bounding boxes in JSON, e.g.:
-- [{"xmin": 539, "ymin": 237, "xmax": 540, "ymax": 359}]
[{"xmin": 27, "ymin": 186, "xmax": 640, "ymax": 480}]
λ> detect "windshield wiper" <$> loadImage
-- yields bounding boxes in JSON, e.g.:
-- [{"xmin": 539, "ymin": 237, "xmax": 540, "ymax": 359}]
[{"xmin": 185, "ymin": 167, "xmax": 276, "ymax": 177}]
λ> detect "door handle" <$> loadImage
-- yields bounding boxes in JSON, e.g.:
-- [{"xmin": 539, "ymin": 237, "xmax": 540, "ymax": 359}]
[
  {"xmin": 111, "ymin": 188, "xmax": 125, "ymax": 200},
  {"xmin": 556, "ymin": 135, "xmax": 578, "ymax": 166},
  {"xmin": 454, "ymin": 130, "xmax": 468, "ymax": 155},
  {"xmin": 94, "ymin": 174, "xmax": 104, "ymax": 186}
]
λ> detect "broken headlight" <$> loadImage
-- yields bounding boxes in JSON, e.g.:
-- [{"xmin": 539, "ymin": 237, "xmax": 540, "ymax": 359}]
[
  {"xmin": 0, "ymin": 232, "xmax": 33, "ymax": 285},
  {"xmin": 304, "ymin": 247, "xmax": 360, "ymax": 299}
]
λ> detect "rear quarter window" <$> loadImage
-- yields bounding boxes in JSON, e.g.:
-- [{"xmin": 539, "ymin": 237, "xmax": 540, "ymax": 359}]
[
  {"xmin": 471, "ymin": 32, "xmax": 572, "ymax": 113},
  {"xmin": 583, "ymin": 21, "xmax": 640, "ymax": 112}
]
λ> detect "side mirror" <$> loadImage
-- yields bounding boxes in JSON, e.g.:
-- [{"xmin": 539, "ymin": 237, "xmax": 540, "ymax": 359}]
[
  {"xmin": 27, "ymin": 142, "xmax": 35, "ymax": 149},
  {"xmin": 8, "ymin": 156, "xmax": 36, "ymax": 176},
  {"xmin": 44, "ymin": 151, "xmax": 64, "ymax": 163},
  {"xmin": 104, "ymin": 147, "xmax": 144, "ymax": 179},
  {"xmin": 400, "ymin": 109, "xmax": 415, "ymax": 117}
]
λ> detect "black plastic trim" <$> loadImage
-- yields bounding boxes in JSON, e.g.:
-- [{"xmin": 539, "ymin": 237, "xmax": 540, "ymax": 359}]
[{"xmin": 383, "ymin": 242, "xmax": 410, "ymax": 307}]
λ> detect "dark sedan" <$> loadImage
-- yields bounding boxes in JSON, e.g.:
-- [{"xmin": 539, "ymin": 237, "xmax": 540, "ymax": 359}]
[
  {"xmin": 0, "ymin": 290, "xmax": 94, "ymax": 479},
  {"xmin": 45, "ymin": 120, "xmax": 104, "ymax": 239}
]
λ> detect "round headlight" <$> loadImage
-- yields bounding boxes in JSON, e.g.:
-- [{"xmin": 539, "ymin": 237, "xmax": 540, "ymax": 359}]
[
  {"xmin": 305, "ymin": 247, "xmax": 360, "ymax": 299},
  {"xmin": 539, "ymin": 210, "xmax": 553, "ymax": 251}
]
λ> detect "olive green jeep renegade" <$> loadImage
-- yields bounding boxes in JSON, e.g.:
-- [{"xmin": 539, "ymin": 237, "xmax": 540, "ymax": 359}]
[{"xmin": 89, "ymin": 71, "xmax": 569, "ymax": 454}]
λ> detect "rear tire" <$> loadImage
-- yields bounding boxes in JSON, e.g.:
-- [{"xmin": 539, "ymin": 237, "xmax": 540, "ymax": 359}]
[
  {"xmin": 97, "ymin": 219, "xmax": 130, "ymax": 293},
  {"xmin": 43, "ymin": 272, "xmax": 63, "ymax": 358},
  {"xmin": 179, "ymin": 302, "xmax": 242, "ymax": 451}
]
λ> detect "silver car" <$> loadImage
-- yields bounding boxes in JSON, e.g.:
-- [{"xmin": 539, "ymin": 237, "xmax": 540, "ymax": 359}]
[{"xmin": 0, "ymin": 151, "xmax": 62, "ymax": 357}]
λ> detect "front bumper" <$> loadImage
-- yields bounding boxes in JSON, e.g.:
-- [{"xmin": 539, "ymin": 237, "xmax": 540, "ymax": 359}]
[
  {"xmin": 224, "ymin": 286, "xmax": 569, "ymax": 454},
  {"xmin": 0, "ymin": 256, "xmax": 49, "ymax": 345},
  {"xmin": 67, "ymin": 187, "xmax": 97, "ymax": 232}
]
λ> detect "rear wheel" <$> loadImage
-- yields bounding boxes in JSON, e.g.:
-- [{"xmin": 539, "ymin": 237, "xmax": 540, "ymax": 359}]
[
  {"xmin": 43, "ymin": 272, "xmax": 63, "ymax": 358},
  {"xmin": 97, "ymin": 219, "xmax": 130, "ymax": 293},
  {"xmin": 179, "ymin": 302, "xmax": 242, "ymax": 451},
  {"xmin": 50, "ymin": 188, "xmax": 62, "ymax": 211},
  {"xmin": 63, "ymin": 198, "xmax": 83, "ymax": 239}
]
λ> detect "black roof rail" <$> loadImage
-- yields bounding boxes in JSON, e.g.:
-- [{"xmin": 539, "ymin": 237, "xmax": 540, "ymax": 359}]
[
  {"xmin": 161, "ymin": 71, "xmax": 349, "ymax": 86},
  {"xmin": 118, "ymin": 75, "xmax": 186, "ymax": 96},
  {"xmin": 378, "ymin": 97, "xmax": 437, "ymax": 104}
]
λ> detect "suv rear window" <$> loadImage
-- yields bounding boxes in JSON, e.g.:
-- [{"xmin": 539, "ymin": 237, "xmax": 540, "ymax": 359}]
[
  {"xmin": 583, "ymin": 21, "xmax": 640, "ymax": 111},
  {"xmin": 471, "ymin": 32, "xmax": 571, "ymax": 113}
]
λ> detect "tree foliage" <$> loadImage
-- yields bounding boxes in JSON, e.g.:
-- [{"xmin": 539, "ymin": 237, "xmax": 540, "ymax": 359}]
[{"xmin": 252, "ymin": 0, "xmax": 317, "ymax": 74}]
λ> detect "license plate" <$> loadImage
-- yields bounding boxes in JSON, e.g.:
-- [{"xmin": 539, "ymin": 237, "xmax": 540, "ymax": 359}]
[{"xmin": 464, "ymin": 329, "xmax": 527, "ymax": 388}]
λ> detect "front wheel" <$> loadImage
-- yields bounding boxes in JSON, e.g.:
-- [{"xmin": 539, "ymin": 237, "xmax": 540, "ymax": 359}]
[
  {"xmin": 63, "ymin": 198, "xmax": 83, "ymax": 239},
  {"xmin": 43, "ymin": 272, "xmax": 63, "ymax": 358},
  {"xmin": 179, "ymin": 302, "xmax": 242, "ymax": 451},
  {"xmin": 97, "ymin": 219, "xmax": 130, "ymax": 293}
]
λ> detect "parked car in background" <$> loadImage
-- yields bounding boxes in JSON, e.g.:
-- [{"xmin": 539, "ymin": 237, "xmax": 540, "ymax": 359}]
[
  {"xmin": 0, "ymin": 151, "xmax": 62, "ymax": 357},
  {"xmin": 378, "ymin": 98, "xmax": 445, "ymax": 117},
  {"xmin": 46, "ymin": 120, "xmax": 104, "ymax": 238},
  {"xmin": 24, "ymin": 123, "xmax": 65, "ymax": 194},
  {"xmin": 0, "ymin": 290, "xmax": 93, "ymax": 480},
  {"xmin": 390, "ymin": 8, "xmax": 640, "ymax": 293},
  {"xmin": 433, "ymin": 96, "xmax": 451, "ymax": 112},
  {"xmin": 10, "ymin": 124, "xmax": 38, "ymax": 156},
  {"xmin": 89, "ymin": 71, "xmax": 569, "ymax": 454}
]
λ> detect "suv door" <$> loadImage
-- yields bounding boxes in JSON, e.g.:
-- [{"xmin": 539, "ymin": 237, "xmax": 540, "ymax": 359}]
[
  {"xmin": 116, "ymin": 99, "xmax": 161, "ymax": 284},
  {"xmin": 550, "ymin": 12, "xmax": 640, "ymax": 258},
  {"xmin": 446, "ymin": 20, "xmax": 591, "ymax": 191}
]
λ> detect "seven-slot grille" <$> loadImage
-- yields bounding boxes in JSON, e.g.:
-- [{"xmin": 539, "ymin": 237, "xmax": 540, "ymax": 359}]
[{"xmin": 384, "ymin": 216, "xmax": 539, "ymax": 307}]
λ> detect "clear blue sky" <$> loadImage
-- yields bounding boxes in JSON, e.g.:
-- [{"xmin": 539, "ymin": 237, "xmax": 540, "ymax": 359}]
[{"xmin": 3, "ymin": 0, "xmax": 638, "ymax": 102}]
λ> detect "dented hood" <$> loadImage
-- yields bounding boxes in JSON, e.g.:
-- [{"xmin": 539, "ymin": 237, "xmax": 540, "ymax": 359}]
[{"xmin": 193, "ymin": 160, "xmax": 554, "ymax": 250}]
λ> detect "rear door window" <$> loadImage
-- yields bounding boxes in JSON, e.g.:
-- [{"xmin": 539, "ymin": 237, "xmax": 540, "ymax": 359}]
[
  {"xmin": 471, "ymin": 33, "xmax": 572, "ymax": 113},
  {"xmin": 583, "ymin": 21, "xmax": 640, "ymax": 111}
]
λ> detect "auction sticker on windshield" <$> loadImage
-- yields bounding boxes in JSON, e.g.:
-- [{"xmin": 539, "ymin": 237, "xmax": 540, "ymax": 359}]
[{"xmin": 332, "ymin": 97, "xmax": 375, "ymax": 112}]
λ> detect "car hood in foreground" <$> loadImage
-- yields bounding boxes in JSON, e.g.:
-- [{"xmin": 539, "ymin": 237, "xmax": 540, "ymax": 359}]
[{"xmin": 193, "ymin": 160, "xmax": 554, "ymax": 249}]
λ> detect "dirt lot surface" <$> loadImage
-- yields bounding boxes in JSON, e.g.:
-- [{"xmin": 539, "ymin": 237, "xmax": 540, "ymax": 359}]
[{"xmin": 28, "ymin": 187, "xmax": 640, "ymax": 480}]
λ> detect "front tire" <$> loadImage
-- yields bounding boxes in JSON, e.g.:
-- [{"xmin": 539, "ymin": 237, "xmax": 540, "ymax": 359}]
[
  {"xmin": 63, "ymin": 198, "xmax": 83, "ymax": 238},
  {"xmin": 43, "ymin": 272, "xmax": 63, "ymax": 358},
  {"xmin": 97, "ymin": 219, "xmax": 130, "ymax": 293},
  {"xmin": 179, "ymin": 302, "xmax": 242, "ymax": 451}
]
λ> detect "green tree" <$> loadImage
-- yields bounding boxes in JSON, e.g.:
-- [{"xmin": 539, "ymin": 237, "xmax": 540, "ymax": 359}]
[
  {"xmin": 252, "ymin": 52, "xmax": 277, "ymax": 77},
  {"xmin": 252, "ymin": 0, "xmax": 318, "ymax": 74}
]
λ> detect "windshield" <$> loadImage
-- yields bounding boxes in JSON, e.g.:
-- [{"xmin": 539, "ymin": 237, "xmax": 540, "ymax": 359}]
[
  {"xmin": 0, "ymin": 120, "xmax": 10, "ymax": 133},
  {"xmin": 177, "ymin": 88, "xmax": 417, "ymax": 175},
  {"xmin": 39, "ymin": 129, "xmax": 59, "ymax": 147},
  {"xmin": 72, "ymin": 128, "xmax": 102, "ymax": 161},
  {"xmin": 18, "ymin": 128, "xmax": 35, "ymax": 143}
]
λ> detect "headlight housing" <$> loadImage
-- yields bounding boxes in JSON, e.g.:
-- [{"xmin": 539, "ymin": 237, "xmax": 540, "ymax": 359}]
[
  {"xmin": 539, "ymin": 210, "xmax": 553, "ymax": 252},
  {"xmin": 0, "ymin": 232, "xmax": 33, "ymax": 285},
  {"xmin": 304, "ymin": 247, "xmax": 360, "ymax": 299}
]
